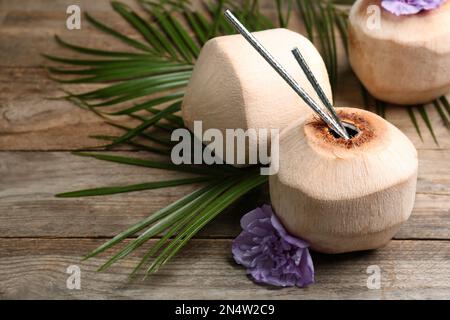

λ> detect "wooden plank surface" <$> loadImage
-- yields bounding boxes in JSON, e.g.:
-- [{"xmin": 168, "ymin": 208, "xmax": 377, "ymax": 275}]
[
  {"xmin": 0, "ymin": 2, "xmax": 448, "ymax": 150},
  {"xmin": 0, "ymin": 151, "xmax": 448, "ymax": 239},
  {"xmin": 1, "ymin": 68, "xmax": 448, "ymax": 150},
  {"xmin": 0, "ymin": 0, "xmax": 449, "ymax": 299},
  {"xmin": 0, "ymin": 238, "xmax": 449, "ymax": 299}
]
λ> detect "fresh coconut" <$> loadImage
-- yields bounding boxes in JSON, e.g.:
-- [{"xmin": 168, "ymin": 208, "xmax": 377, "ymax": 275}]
[
  {"xmin": 348, "ymin": 0, "xmax": 450, "ymax": 105},
  {"xmin": 269, "ymin": 107, "xmax": 418, "ymax": 253},
  {"xmin": 182, "ymin": 28, "xmax": 331, "ymax": 164}
]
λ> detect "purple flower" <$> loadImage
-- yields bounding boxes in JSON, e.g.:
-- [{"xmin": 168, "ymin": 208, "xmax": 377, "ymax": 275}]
[
  {"xmin": 381, "ymin": 0, "xmax": 446, "ymax": 16},
  {"xmin": 232, "ymin": 205, "xmax": 314, "ymax": 287}
]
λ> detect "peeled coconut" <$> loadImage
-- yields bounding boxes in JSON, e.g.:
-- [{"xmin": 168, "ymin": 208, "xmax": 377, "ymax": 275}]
[
  {"xmin": 182, "ymin": 28, "xmax": 331, "ymax": 164},
  {"xmin": 269, "ymin": 107, "xmax": 418, "ymax": 253},
  {"xmin": 348, "ymin": 0, "xmax": 450, "ymax": 105}
]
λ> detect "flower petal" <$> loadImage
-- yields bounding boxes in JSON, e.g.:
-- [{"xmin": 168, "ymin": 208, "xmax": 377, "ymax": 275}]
[
  {"xmin": 240, "ymin": 207, "xmax": 269, "ymax": 229},
  {"xmin": 271, "ymin": 213, "xmax": 309, "ymax": 248},
  {"xmin": 232, "ymin": 205, "xmax": 315, "ymax": 288},
  {"xmin": 381, "ymin": 0, "xmax": 446, "ymax": 15}
]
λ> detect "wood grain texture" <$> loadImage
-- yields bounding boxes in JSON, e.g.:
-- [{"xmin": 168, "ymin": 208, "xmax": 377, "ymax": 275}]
[
  {"xmin": 0, "ymin": 150, "xmax": 267, "ymax": 238},
  {"xmin": 0, "ymin": 1, "xmax": 448, "ymax": 150},
  {"xmin": 0, "ymin": 0, "xmax": 449, "ymax": 299},
  {"xmin": 1, "ymin": 68, "xmax": 448, "ymax": 150},
  {"xmin": 0, "ymin": 151, "xmax": 448, "ymax": 239},
  {"xmin": 0, "ymin": 238, "xmax": 449, "ymax": 299}
]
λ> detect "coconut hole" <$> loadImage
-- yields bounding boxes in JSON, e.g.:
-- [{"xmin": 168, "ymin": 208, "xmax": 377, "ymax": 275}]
[{"xmin": 329, "ymin": 122, "xmax": 360, "ymax": 139}]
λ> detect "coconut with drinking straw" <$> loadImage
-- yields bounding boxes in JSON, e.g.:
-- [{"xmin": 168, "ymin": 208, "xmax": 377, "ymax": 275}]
[
  {"xmin": 182, "ymin": 28, "xmax": 333, "ymax": 164},
  {"xmin": 41, "ymin": 2, "xmax": 428, "ymax": 282},
  {"xmin": 219, "ymin": 10, "xmax": 418, "ymax": 253}
]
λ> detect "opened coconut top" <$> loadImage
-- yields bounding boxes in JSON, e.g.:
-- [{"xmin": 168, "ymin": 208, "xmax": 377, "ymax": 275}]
[{"xmin": 274, "ymin": 107, "xmax": 418, "ymax": 200}]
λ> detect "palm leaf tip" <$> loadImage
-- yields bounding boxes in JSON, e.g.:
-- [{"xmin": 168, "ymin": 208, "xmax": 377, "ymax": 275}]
[
  {"xmin": 417, "ymin": 104, "xmax": 439, "ymax": 145},
  {"xmin": 433, "ymin": 99, "xmax": 450, "ymax": 129},
  {"xmin": 55, "ymin": 176, "xmax": 213, "ymax": 198}
]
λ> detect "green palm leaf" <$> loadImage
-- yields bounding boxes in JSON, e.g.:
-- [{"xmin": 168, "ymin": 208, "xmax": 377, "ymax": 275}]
[
  {"xmin": 45, "ymin": 1, "xmax": 283, "ymax": 277},
  {"xmin": 434, "ymin": 100, "xmax": 450, "ymax": 129},
  {"xmin": 86, "ymin": 12, "xmax": 155, "ymax": 53},
  {"xmin": 71, "ymin": 152, "xmax": 239, "ymax": 176},
  {"xmin": 89, "ymin": 135, "xmax": 172, "ymax": 154},
  {"xmin": 418, "ymin": 104, "xmax": 438, "ymax": 145},
  {"xmin": 439, "ymin": 96, "xmax": 450, "ymax": 116},
  {"xmin": 145, "ymin": 171, "xmax": 267, "ymax": 275},
  {"xmin": 83, "ymin": 183, "xmax": 213, "ymax": 260},
  {"xmin": 56, "ymin": 176, "xmax": 213, "ymax": 197},
  {"xmin": 47, "ymin": 0, "xmax": 447, "ymax": 278},
  {"xmin": 99, "ymin": 177, "xmax": 239, "ymax": 272},
  {"xmin": 296, "ymin": 0, "xmax": 346, "ymax": 90},
  {"xmin": 109, "ymin": 101, "xmax": 181, "ymax": 145},
  {"xmin": 49, "ymin": 35, "xmax": 154, "ymax": 57},
  {"xmin": 407, "ymin": 106, "xmax": 423, "ymax": 141}
]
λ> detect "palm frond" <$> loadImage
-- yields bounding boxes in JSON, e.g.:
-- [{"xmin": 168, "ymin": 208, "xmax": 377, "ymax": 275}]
[
  {"xmin": 70, "ymin": 152, "xmax": 240, "ymax": 175},
  {"xmin": 296, "ymin": 0, "xmax": 348, "ymax": 90},
  {"xmin": 47, "ymin": 0, "xmax": 447, "ymax": 278},
  {"xmin": 46, "ymin": 0, "xmax": 284, "ymax": 277},
  {"xmin": 56, "ymin": 176, "xmax": 213, "ymax": 197},
  {"xmin": 109, "ymin": 101, "xmax": 181, "ymax": 145},
  {"xmin": 276, "ymin": 0, "xmax": 293, "ymax": 28},
  {"xmin": 144, "ymin": 171, "xmax": 266, "ymax": 276},
  {"xmin": 89, "ymin": 135, "xmax": 172, "ymax": 154},
  {"xmin": 83, "ymin": 183, "xmax": 213, "ymax": 260},
  {"xmin": 99, "ymin": 176, "xmax": 239, "ymax": 272},
  {"xmin": 439, "ymin": 96, "xmax": 450, "ymax": 116},
  {"xmin": 434, "ymin": 100, "xmax": 450, "ymax": 129},
  {"xmin": 407, "ymin": 106, "xmax": 423, "ymax": 141},
  {"xmin": 417, "ymin": 104, "xmax": 438, "ymax": 145},
  {"xmin": 103, "ymin": 120, "xmax": 176, "ymax": 147}
]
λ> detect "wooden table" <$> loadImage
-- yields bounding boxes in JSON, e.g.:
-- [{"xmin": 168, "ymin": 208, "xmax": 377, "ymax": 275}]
[{"xmin": 0, "ymin": 0, "xmax": 449, "ymax": 299}]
